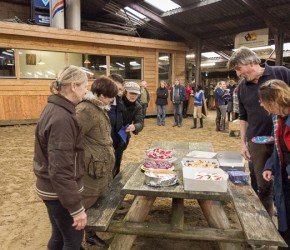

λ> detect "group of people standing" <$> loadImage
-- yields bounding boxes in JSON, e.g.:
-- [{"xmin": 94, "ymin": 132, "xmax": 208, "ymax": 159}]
[
  {"xmin": 156, "ymin": 78, "xmax": 205, "ymax": 129},
  {"xmin": 32, "ymin": 45, "xmax": 290, "ymax": 250},
  {"xmin": 33, "ymin": 67, "xmax": 145, "ymax": 249},
  {"xmin": 213, "ymin": 80, "xmax": 237, "ymax": 132}
]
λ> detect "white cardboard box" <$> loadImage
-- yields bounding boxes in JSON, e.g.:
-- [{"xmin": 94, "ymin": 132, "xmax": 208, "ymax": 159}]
[
  {"xmin": 217, "ymin": 151, "xmax": 245, "ymax": 172},
  {"xmin": 181, "ymin": 157, "xmax": 219, "ymax": 168},
  {"xmin": 183, "ymin": 167, "xmax": 228, "ymax": 192},
  {"xmin": 186, "ymin": 150, "xmax": 217, "ymax": 159}
]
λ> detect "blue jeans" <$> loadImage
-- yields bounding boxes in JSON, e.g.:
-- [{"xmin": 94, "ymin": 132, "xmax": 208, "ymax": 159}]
[
  {"xmin": 173, "ymin": 102, "xmax": 183, "ymax": 125},
  {"xmin": 157, "ymin": 105, "xmax": 166, "ymax": 125},
  {"xmin": 44, "ymin": 200, "xmax": 84, "ymax": 250}
]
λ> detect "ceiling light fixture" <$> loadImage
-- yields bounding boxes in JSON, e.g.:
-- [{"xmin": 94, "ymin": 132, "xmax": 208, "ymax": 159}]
[
  {"xmin": 38, "ymin": 59, "xmax": 45, "ymax": 65},
  {"xmin": 201, "ymin": 62, "xmax": 216, "ymax": 67},
  {"xmin": 232, "ymin": 46, "xmax": 272, "ymax": 51},
  {"xmin": 144, "ymin": 0, "xmax": 180, "ymax": 12},
  {"xmin": 124, "ymin": 7, "xmax": 146, "ymax": 19}
]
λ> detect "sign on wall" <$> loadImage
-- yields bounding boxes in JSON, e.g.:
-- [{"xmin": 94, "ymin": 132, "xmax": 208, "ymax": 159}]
[
  {"xmin": 234, "ymin": 28, "xmax": 269, "ymax": 48},
  {"xmin": 32, "ymin": 0, "xmax": 50, "ymax": 26}
]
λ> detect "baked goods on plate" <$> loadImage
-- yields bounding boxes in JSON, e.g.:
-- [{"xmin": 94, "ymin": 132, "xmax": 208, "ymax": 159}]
[
  {"xmin": 145, "ymin": 148, "xmax": 176, "ymax": 162},
  {"xmin": 141, "ymin": 161, "xmax": 174, "ymax": 171},
  {"xmin": 181, "ymin": 158, "xmax": 219, "ymax": 168}
]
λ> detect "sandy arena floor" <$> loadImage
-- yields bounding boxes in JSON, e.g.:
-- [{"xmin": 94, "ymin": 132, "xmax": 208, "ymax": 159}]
[{"xmin": 0, "ymin": 111, "xmax": 250, "ymax": 250}]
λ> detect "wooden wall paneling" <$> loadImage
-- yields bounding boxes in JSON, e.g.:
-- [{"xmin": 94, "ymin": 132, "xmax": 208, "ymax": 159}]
[
  {"xmin": 0, "ymin": 22, "xmax": 188, "ymax": 51},
  {"xmin": 0, "ymin": 96, "xmax": 5, "ymax": 119},
  {"xmin": 0, "ymin": 23, "xmax": 187, "ymax": 122}
]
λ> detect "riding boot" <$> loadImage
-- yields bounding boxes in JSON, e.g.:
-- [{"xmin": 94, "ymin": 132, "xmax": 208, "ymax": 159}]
[
  {"xmin": 199, "ymin": 118, "xmax": 203, "ymax": 128},
  {"xmin": 216, "ymin": 119, "xmax": 220, "ymax": 131},
  {"xmin": 228, "ymin": 112, "xmax": 231, "ymax": 122},
  {"xmin": 220, "ymin": 117, "xmax": 226, "ymax": 131},
  {"xmin": 191, "ymin": 118, "xmax": 197, "ymax": 129}
]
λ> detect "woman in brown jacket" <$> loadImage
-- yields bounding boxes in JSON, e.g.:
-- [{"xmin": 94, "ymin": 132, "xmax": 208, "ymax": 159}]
[
  {"xmin": 76, "ymin": 76, "xmax": 118, "ymax": 247},
  {"xmin": 33, "ymin": 65, "xmax": 88, "ymax": 250}
]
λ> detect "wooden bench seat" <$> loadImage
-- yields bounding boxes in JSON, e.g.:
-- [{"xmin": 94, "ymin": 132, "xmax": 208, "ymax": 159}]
[
  {"xmin": 86, "ymin": 163, "xmax": 137, "ymax": 231},
  {"xmin": 228, "ymin": 182, "xmax": 287, "ymax": 247}
]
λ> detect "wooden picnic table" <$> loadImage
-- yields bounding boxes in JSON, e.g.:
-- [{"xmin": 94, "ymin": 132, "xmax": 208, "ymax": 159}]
[{"xmin": 87, "ymin": 141, "xmax": 286, "ymax": 250}]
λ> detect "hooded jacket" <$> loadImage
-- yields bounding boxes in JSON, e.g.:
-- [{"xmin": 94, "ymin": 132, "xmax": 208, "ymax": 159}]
[
  {"xmin": 33, "ymin": 94, "xmax": 85, "ymax": 217},
  {"xmin": 76, "ymin": 92, "xmax": 115, "ymax": 197}
]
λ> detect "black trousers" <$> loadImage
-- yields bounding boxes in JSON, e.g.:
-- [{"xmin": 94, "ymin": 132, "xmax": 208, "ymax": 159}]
[{"xmin": 44, "ymin": 200, "xmax": 84, "ymax": 250}]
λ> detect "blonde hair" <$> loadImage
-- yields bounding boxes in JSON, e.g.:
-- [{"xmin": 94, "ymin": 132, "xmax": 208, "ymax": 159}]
[
  {"xmin": 259, "ymin": 79, "xmax": 290, "ymax": 116},
  {"xmin": 50, "ymin": 65, "xmax": 88, "ymax": 94},
  {"xmin": 214, "ymin": 81, "xmax": 225, "ymax": 91}
]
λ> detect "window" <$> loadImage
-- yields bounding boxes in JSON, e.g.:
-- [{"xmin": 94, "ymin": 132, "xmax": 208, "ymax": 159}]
[
  {"xmin": 0, "ymin": 48, "xmax": 15, "ymax": 78},
  {"xmin": 67, "ymin": 53, "xmax": 107, "ymax": 79},
  {"xmin": 110, "ymin": 56, "xmax": 142, "ymax": 80},
  {"xmin": 159, "ymin": 52, "xmax": 172, "ymax": 85},
  {"xmin": 19, "ymin": 49, "xmax": 65, "ymax": 78}
]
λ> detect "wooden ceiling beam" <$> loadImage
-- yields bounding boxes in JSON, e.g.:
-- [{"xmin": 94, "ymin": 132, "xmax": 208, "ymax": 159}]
[
  {"xmin": 239, "ymin": 0, "xmax": 282, "ymax": 33},
  {"xmin": 192, "ymin": 11, "xmax": 254, "ymax": 29},
  {"xmin": 113, "ymin": 0, "xmax": 198, "ymax": 43},
  {"xmin": 200, "ymin": 22, "xmax": 266, "ymax": 40},
  {"xmin": 161, "ymin": 0, "xmax": 221, "ymax": 17},
  {"xmin": 1, "ymin": 0, "xmax": 29, "ymax": 5}
]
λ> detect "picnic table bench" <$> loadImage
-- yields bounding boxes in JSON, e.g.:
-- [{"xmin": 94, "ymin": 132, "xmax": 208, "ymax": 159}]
[
  {"xmin": 86, "ymin": 163, "xmax": 136, "ymax": 231},
  {"xmin": 86, "ymin": 141, "xmax": 286, "ymax": 250}
]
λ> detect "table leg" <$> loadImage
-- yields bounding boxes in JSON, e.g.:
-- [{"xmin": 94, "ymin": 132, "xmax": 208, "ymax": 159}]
[
  {"xmin": 109, "ymin": 196, "xmax": 156, "ymax": 250},
  {"xmin": 170, "ymin": 198, "xmax": 184, "ymax": 231},
  {"xmin": 198, "ymin": 200, "xmax": 245, "ymax": 250}
]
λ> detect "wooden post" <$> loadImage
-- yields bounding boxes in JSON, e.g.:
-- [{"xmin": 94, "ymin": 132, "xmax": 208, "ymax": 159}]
[
  {"xmin": 194, "ymin": 39, "xmax": 202, "ymax": 88},
  {"xmin": 170, "ymin": 198, "xmax": 184, "ymax": 231},
  {"xmin": 109, "ymin": 196, "xmax": 156, "ymax": 250},
  {"xmin": 274, "ymin": 29, "xmax": 284, "ymax": 66},
  {"xmin": 198, "ymin": 200, "xmax": 245, "ymax": 250}
]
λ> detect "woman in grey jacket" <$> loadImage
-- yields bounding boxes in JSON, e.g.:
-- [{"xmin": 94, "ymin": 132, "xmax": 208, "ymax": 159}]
[
  {"xmin": 76, "ymin": 76, "xmax": 118, "ymax": 247},
  {"xmin": 33, "ymin": 65, "xmax": 88, "ymax": 250}
]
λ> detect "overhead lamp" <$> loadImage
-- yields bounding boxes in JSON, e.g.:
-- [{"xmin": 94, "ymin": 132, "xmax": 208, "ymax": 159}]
[
  {"xmin": 130, "ymin": 61, "xmax": 140, "ymax": 66},
  {"xmin": 186, "ymin": 54, "xmax": 195, "ymax": 59},
  {"xmin": 84, "ymin": 59, "xmax": 91, "ymax": 64},
  {"xmin": 2, "ymin": 51, "xmax": 13, "ymax": 56},
  {"xmin": 38, "ymin": 59, "xmax": 45, "ymax": 65},
  {"xmin": 6, "ymin": 59, "xmax": 14, "ymax": 66},
  {"xmin": 159, "ymin": 56, "xmax": 169, "ymax": 60},
  {"xmin": 116, "ymin": 62, "xmax": 125, "ymax": 67},
  {"xmin": 38, "ymin": 53, "xmax": 45, "ymax": 65},
  {"xmin": 80, "ymin": 67, "xmax": 94, "ymax": 76},
  {"xmin": 232, "ymin": 46, "xmax": 272, "ymax": 51},
  {"xmin": 202, "ymin": 52, "xmax": 221, "ymax": 58},
  {"xmin": 200, "ymin": 62, "xmax": 216, "ymax": 67}
]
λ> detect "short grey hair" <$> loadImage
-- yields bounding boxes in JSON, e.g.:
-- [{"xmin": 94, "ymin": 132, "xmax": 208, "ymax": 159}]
[{"xmin": 227, "ymin": 46, "xmax": 261, "ymax": 70}]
